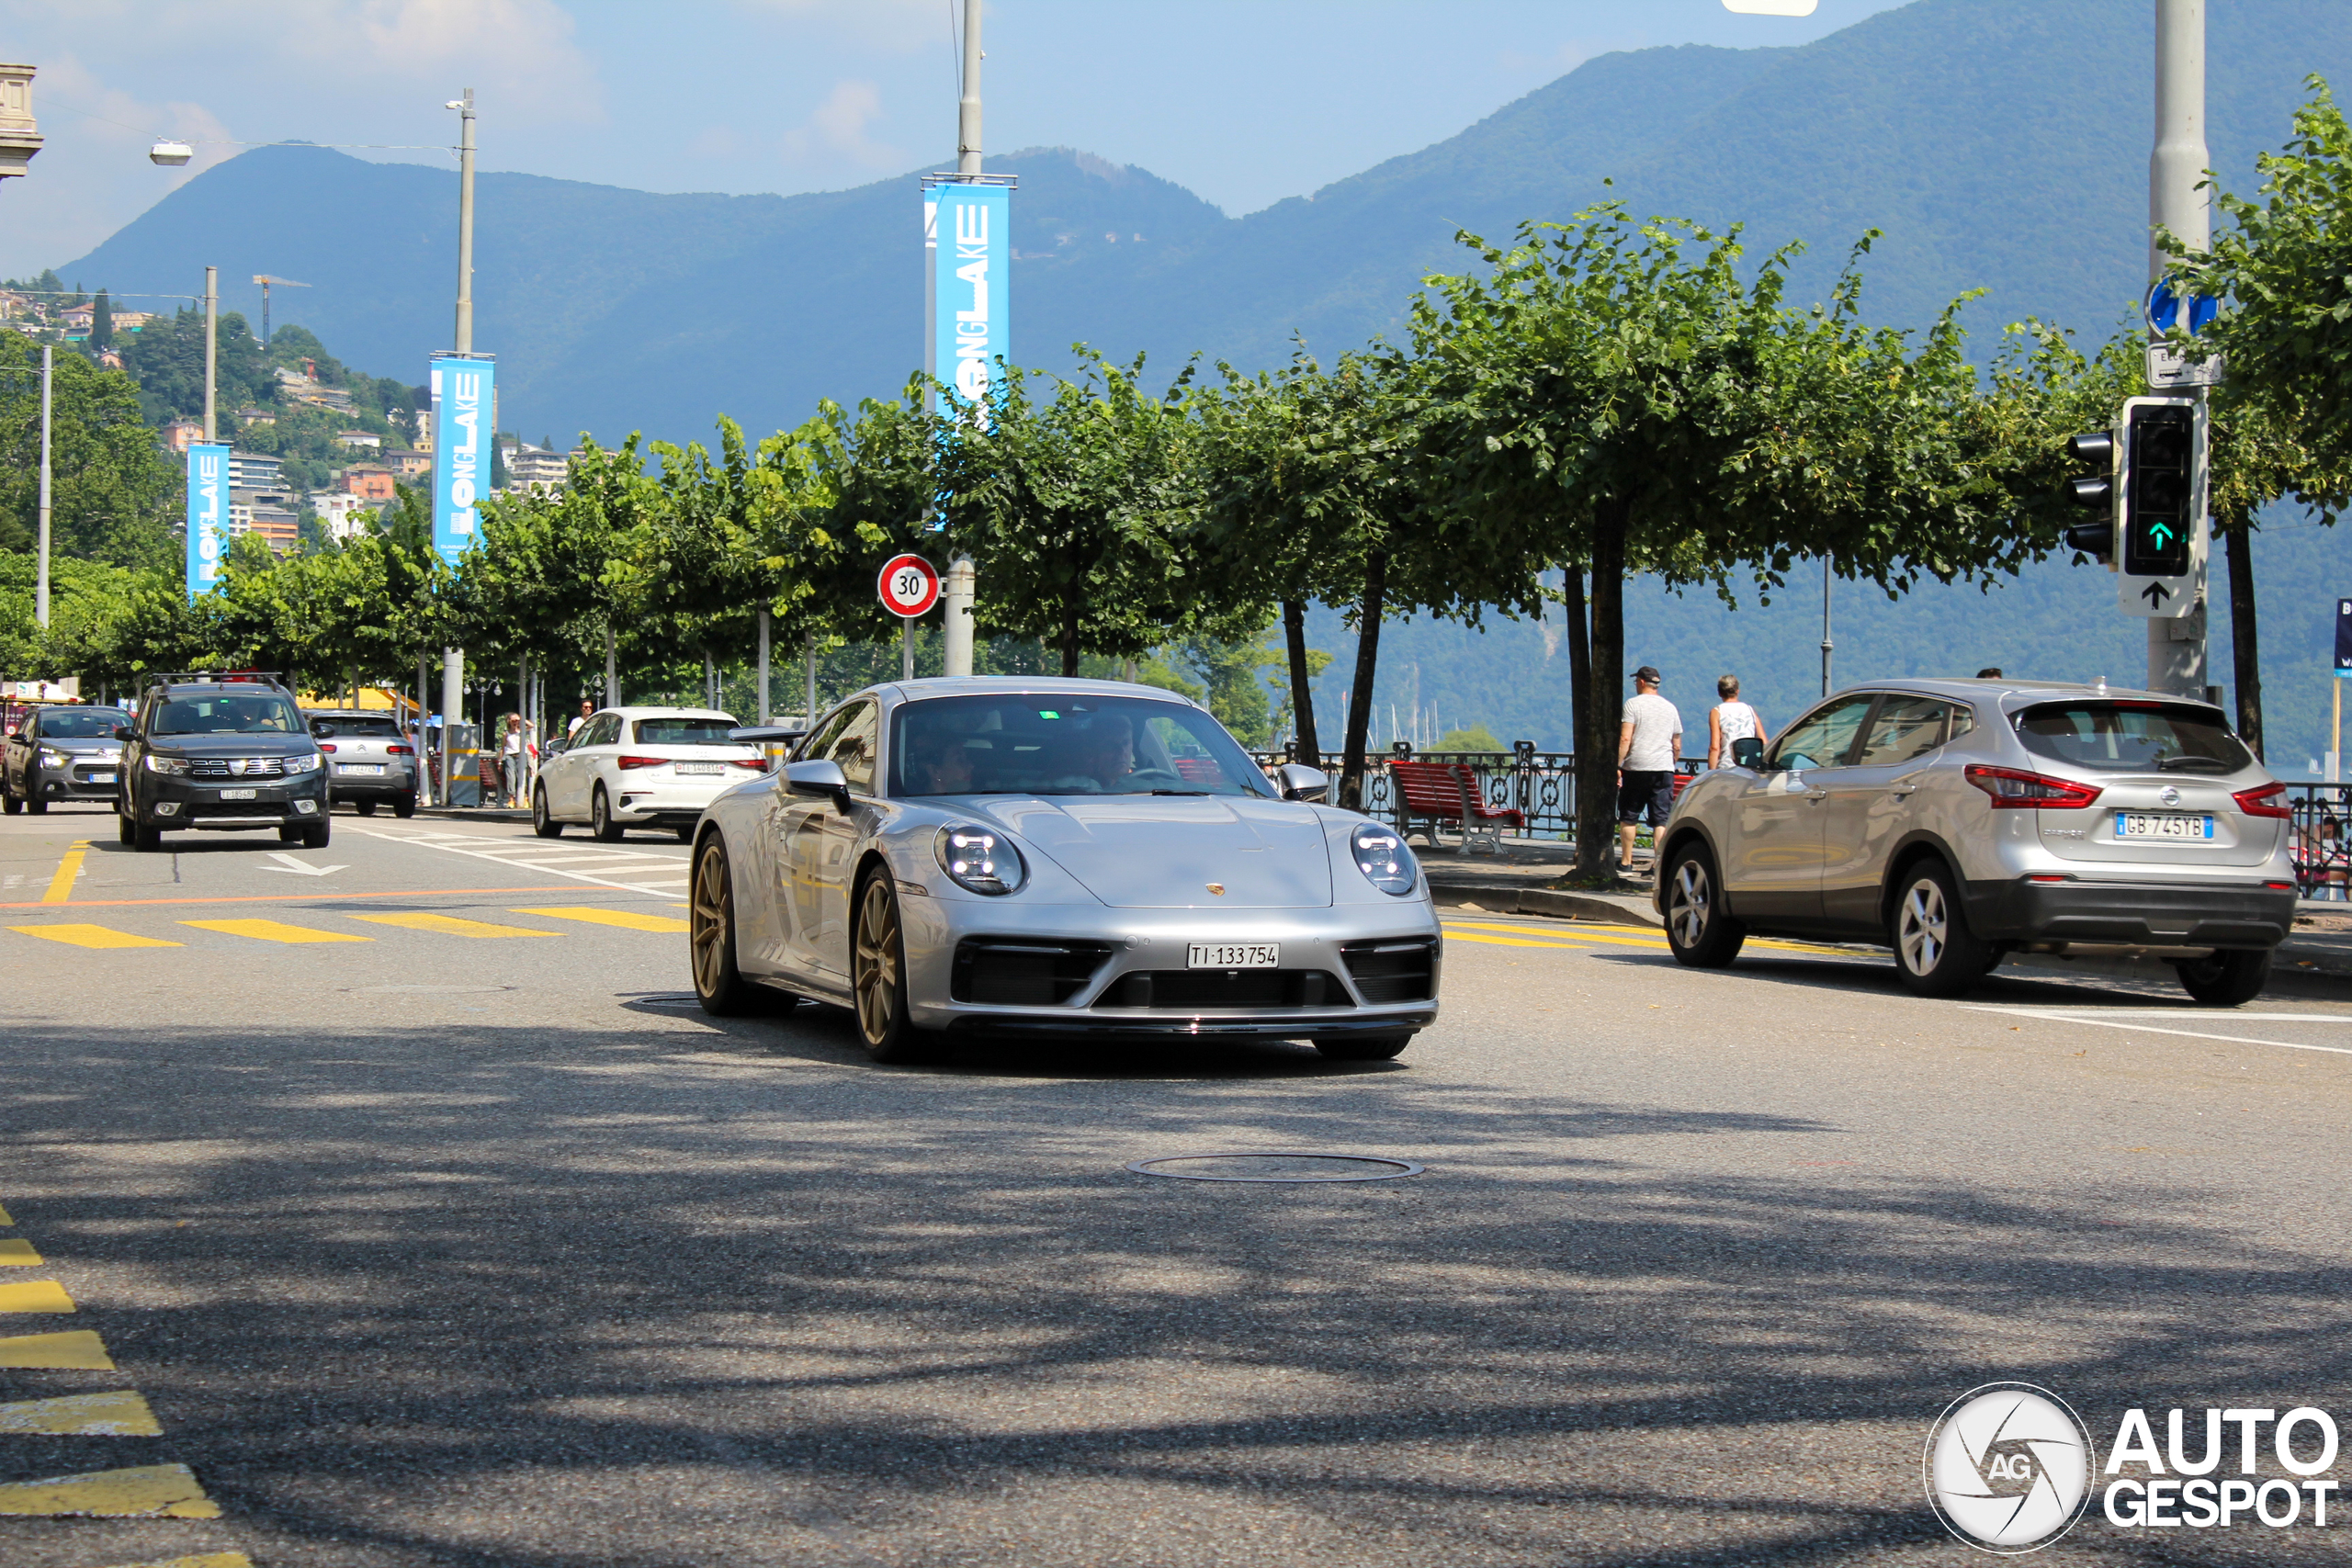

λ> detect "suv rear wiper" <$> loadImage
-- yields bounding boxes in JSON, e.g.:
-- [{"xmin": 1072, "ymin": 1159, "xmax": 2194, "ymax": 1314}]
[{"xmin": 2154, "ymin": 755, "xmax": 2232, "ymax": 773}]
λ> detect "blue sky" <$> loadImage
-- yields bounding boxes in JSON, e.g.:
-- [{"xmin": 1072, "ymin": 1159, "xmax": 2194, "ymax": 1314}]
[{"xmin": 1, "ymin": 0, "xmax": 1911, "ymax": 278}]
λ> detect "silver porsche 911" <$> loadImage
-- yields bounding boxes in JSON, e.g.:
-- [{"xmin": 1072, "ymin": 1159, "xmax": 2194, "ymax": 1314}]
[{"xmin": 685, "ymin": 677, "xmax": 1442, "ymax": 1063}]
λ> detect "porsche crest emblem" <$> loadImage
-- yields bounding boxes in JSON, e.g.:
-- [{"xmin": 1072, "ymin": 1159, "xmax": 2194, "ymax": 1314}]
[{"xmin": 1205, "ymin": 883, "xmax": 1226, "ymax": 896}]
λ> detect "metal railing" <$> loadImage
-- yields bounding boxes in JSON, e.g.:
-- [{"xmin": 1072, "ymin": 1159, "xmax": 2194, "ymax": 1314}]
[
  {"xmin": 2287, "ymin": 783, "xmax": 2352, "ymax": 900},
  {"xmin": 1250, "ymin": 744, "xmax": 1713, "ymax": 841}
]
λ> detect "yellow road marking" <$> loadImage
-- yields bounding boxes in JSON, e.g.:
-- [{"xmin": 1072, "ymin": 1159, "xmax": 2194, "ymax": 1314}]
[
  {"xmin": 0, "ymin": 1462, "xmax": 218, "ymax": 1517},
  {"xmin": 0, "ymin": 1280, "xmax": 75, "ymax": 1313},
  {"xmin": 0, "ymin": 1330, "xmax": 113, "ymax": 1368},
  {"xmin": 350, "ymin": 911, "xmax": 556, "ymax": 939},
  {"xmin": 512, "ymin": 905, "xmax": 689, "ymax": 933},
  {"xmin": 0, "ymin": 1201, "xmax": 12, "ymax": 1224},
  {"xmin": 41, "ymin": 840, "xmax": 89, "ymax": 904},
  {"xmin": 179, "ymin": 918, "xmax": 368, "ymax": 944},
  {"xmin": 0, "ymin": 1238, "xmax": 41, "ymax": 1265},
  {"xmin": 7, "ymin": 924, "xmax": 183, "ymax": 949},
  {"xmin": 83, "ymin": 1555, "xmax": 254, "ymax": 1568},
  {"xmin": 1445, "ymin": 931, "xmax": 1594, "ymax": 951},
  {"xmin": 1442, "ymin": 917, "xmax": 1851, "ymax": 957},
  {"xmin": 0, "ymin": 1390, "xmax": 160, "ymax": 1436}
]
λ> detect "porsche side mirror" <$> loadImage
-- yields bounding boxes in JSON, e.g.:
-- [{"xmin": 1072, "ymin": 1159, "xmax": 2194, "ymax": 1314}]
[
  {"xmin": 114, "ymin": 725, "xmax": 137, "ymax": 742},
  {"xmin": 784, "ymin": 758, "xmax": 853, "ymax": 814},
  {"xmin": 1273, "ymin": 762, "xmax": 1329, "ymax": 803}
]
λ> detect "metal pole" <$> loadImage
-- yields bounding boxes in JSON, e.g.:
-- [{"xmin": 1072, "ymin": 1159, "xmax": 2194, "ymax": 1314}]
[
  {"xmin": 441, "ymin": 648, "xmax": 462, "ymax": 804},
  {"xmin": 941, "ymin": 0, "xmax": 985, "ymax": 672},
  {"xmin": 1820, "ymin": 554, "xmax": 1833, "ymax": 696},
  {"xmin": 902, "ymin": 619, "xmax": 914, "ymax": 682},
  {"xmin": 202, "ymin": 266, "xmax": 216, "ymax": 444},
  {"xmin": 35, "ymin": 345, "xmax": 50, "ymax": 628},
  {"xmin": 2149, "ymin": 0, "xmax": 2210, "ymax": 698},
  {"xmin": 454, "ymin": 88, "xmax": 476, "ymax": 354},
  {"xmin": 944, "ymin": 556, "xmax": 975, "ymax": 676},
  {"xmin": 2335, "ymin": 678, "xmax": 2342, "ymax": 784},
  {"xmin": 757, "ymin": 608, "xmax": 771, "ymax": 723},
  {"xmin": 806, "ymin": 632, "xmax": 817, "ymax": 722},
  {"xmin": 605, "ymin": 623, "xmax": 617, "ymax": 707}
]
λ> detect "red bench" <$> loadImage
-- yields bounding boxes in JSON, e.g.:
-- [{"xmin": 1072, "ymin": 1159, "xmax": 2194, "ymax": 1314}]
[{"xmin": 1387, "ymin": 760, "xmax": 1527, "ymax": 857}]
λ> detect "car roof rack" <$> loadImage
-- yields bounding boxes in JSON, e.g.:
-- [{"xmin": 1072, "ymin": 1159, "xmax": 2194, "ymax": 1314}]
[{"xmin": 147, "ymin": 670, "xmax": 293, "ymax": 692}]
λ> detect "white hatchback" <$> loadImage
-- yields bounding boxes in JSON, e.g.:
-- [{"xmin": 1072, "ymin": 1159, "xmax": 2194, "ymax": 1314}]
[{"xmin": 532, "ymin": 706, "xmax": 767, "ymax": 841}]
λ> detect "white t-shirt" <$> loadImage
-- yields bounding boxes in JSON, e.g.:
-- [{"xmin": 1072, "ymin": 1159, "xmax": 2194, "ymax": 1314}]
[
  {"xmin": 1713, "ymin": 701, "xmax": 1759, "ymax": 745},
  {"xmin": 502, "ymin": 727, "xmax": 525, "ymax": 756},
  {"xmin": 1621, "ymin": 692, "xmax": 1682, "ymax": 772}
]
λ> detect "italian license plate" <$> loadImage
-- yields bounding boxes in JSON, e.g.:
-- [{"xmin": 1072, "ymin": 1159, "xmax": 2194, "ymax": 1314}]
[
  {"xmin": 341, "ymin": 763, "xmax": 384, "ymax": 776},
  {"xmin": 2116, "ymin": 811, "xmax": 2213, "ymax": 840},
  {"xmin": 674, "ymin": 761, "xmax": 724, "ymax": 775},
  {"xmin": 85, "ymin": 771, "xmax": 114, "ymax": 784},
  {"xmin": 219, "ymin": 788, "xmax": 258, "ymax": 801},
  {"xmin": 1188, "ymin": 942, "xmax": 1279, "ymax": 969}
]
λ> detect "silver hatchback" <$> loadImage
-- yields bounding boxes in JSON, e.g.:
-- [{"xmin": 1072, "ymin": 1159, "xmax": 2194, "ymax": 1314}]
[{"xmin": 1655, "ymin": 678, "xmax": 2297, "ymax": 1004}]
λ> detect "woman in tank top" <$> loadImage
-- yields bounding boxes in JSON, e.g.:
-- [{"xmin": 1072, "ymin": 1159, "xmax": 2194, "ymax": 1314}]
[{"xmin": 1707, "ymin": 674, "xmax": 1769, "ymax": 769}]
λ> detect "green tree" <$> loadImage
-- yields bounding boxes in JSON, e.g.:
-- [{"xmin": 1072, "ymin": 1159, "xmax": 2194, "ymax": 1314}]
[
  {"xmin": 0, "ymin": 333, "xmax": 182, "ymax": 570},
  {"xmin": 119, "ymin": 308, "xmax": 272, "ymax": 427},
  {"xmin": 89, "ymin": 289, "xmax": 113, "ymax": 352}
]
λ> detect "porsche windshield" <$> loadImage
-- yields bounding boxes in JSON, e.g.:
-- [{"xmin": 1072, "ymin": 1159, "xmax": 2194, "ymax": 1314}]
[{"xmin": 889, "ymin": 695, "xmax": 1274, "ymax": 798}]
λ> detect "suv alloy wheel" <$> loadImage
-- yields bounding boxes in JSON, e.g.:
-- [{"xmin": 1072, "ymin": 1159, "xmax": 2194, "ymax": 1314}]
[{"xmin": 1889, "ymin": 858, "xmax": 1996, "ymax": 997}]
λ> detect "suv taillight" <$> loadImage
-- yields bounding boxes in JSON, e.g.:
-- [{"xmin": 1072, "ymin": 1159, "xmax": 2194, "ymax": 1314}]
[
  {"xmin": 1964, "ymin": 764, "xmax": 2103, "ymax": 810},
  {"xmin": 2233, "ymin": 781, "xmax": 2292, "ymax": 819},
  {"xmin": 389, "ymin": 744, "xmax": 414, "ymax": 756},
  {"xmin": 317, "ymin": 743, "xmax": 336, "ymax": 753},
  {"xmin": 616, "ymin": 755, "xmax": 665, "ymax": 770}
]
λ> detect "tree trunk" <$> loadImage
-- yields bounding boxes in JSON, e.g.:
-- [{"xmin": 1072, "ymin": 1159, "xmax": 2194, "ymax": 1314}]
[
  {"xmin": 1574, "ymin": 498, "xmax": 1628, "ymax": 883},
  {"xmin": 1562, "ymin": 560, "xmax": 1591, "ymax": 844},
  {"xmin": 2223, "ymin": 509, "xmax": 2264, "ymax": 761},
  {"xmin": 1282, "ymin": 598, "xmax": 1320, "ymax": 768},
  {"xmin": 1060, "ymin": 598, "xmax": 1081, "ymax": 678},
  {"xmin": 1339, "ymin": 552, "xmax": 1387, "ymax": 811}
]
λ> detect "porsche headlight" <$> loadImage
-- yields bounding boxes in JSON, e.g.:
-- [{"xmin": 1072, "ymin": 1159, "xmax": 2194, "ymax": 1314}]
[
  {"xmin": 934, "ymin": 824, "xmax": 1026, "ymax": 896},
  {"xmin": 1351, "ymin": 822, "xmax": 1417, "ymax": 896}
]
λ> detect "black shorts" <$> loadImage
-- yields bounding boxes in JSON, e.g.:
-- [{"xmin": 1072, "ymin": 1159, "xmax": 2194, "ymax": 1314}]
[{"xmin": 1617, "ymin": 770, "xmax": 1674, "ymax": 827}]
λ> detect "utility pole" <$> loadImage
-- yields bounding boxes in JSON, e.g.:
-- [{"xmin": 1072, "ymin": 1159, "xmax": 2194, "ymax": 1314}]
[
  {"xmin": 2149, "ymin": 0, "xmax": 2210, "ymax": 699},
  {"xmin": 1820, "ymin": 555, "xmax": 1833, "ymax": 696},
  {"xmin": 444, "ymin": 87, "xmax": 477, "ymax": 795},
  {"xmin": 35, "ymin": 345, "xmax": 50, "ymax": 628},
  {"xmin": 939, "ymin": 0, "xmax": 984, "ymax": 677}
]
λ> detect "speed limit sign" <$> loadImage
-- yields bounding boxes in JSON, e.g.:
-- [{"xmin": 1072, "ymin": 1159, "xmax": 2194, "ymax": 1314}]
[{"xmin": 877, "ymin": 553, "xmax": 941, "ymax": 618}]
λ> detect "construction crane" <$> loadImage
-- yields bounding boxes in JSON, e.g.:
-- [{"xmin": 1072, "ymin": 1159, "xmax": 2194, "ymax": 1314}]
[{"xmin": 250, "ymin": 275, "xmax": 311, "ymax": 346}]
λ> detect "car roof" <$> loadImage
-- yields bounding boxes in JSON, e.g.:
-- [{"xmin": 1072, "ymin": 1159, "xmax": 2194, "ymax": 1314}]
[
  {"xmin": 1826, "ymin": 676, "xmax": 2222, "ymax": 716},
  {"xmin": 594, "ymin": 706, "xmax": 735, "ymax": 720},
  {"xmin": 863, "ymin": 676, "xmax": 1204, "ymax": 709}
]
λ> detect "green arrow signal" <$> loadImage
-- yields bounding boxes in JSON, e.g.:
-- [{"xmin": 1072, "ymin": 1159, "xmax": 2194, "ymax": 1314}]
[{"xmin": 2149, "ymin": 523, "xmax": 2176, "ymax": 547}]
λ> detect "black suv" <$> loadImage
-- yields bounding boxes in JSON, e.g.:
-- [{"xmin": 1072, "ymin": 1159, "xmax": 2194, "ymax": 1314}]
[{"xmin": 117, "ymin": 671, "xmax": 331, "ymax": 852}]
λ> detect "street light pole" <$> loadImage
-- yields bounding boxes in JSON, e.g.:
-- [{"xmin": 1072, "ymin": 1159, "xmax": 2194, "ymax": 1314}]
[
  {"xmin": 2149, "ymin": 0, "xmax": 2210, "ymax": 699},
  {"xmin": 36, "ymin": 344, "xmax": 51, "ymax": 628},
  {"xmin": 1820, "ymin": 555, "xmax": 1833, "ymax": 696},
  {"xmin": 940, "ymin": 0, "xmax": 984, "ymax": 677},
  {"xmin": 202, "ymin": 265, "xmax": 216, "ymax": 443},
  {"xmin": 443, "ymin": 87, "xmax": 476, "ymax": 796}
]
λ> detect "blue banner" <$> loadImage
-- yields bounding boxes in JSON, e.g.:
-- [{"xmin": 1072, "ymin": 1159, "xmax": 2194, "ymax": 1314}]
[
  {"xmin": 430, "ymin": 355, "xmax": 494, "ymax": 566},
  {"xmin": 184, "ymin": 443, "xmax": 231, "ymax": 603},
  {"xmin": 931, "ymin": 182, "xmax": 1010, "ymax": 419}
]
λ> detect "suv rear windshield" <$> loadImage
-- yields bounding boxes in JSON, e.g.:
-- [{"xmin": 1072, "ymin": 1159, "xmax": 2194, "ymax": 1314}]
[
  {"xmin": 312, "ymin": 715, "xmax": 401, "ymax": 738},
  {"xmin": 2014, "ymin": 701, "xmax": 2252, "ymax": 775},
  {"xmin": 634, "ymin": 716, "xmax": 741, "ymax": 745},
  {"xmin": 151, "ymin": 692, "xmax": 305, "ymax": 736}
]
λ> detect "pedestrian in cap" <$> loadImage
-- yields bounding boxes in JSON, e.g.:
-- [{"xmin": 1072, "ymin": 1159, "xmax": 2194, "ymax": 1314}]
[{"xmin": 1616, "ymin": 665, "xmax": 1681, "ymax": 879}]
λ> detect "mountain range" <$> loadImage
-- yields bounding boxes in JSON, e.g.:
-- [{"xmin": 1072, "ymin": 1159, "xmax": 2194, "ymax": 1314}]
[{"xmin": 47, "ymin": 0, "xmax": 2352, "ymax": 771}]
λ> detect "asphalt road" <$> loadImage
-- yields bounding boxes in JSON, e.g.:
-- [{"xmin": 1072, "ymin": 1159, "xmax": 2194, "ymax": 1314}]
[{"xmin": 0, "ymin": 802, "xmax": 2346, "ymax": 1566}]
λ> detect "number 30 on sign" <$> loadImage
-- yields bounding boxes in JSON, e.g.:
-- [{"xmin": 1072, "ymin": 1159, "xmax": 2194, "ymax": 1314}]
[{"xmin": 877, "ymin": 554, "xmax": 941, "ymax": 618}]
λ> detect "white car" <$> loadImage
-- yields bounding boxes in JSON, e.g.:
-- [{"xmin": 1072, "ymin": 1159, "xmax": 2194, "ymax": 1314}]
[{"xmin": 531, "ymin": 706, "xmax": 768, "ymax": 842}]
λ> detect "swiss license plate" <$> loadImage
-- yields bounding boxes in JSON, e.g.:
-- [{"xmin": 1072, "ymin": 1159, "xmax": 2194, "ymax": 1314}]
[
  {"xmin": 85, "ymin": 771, "xmax": 114, "ymax": 784},
  {"xmin": 1188, "ymin": 942, "xmax": 1279, "ymax": 969},
  {"xmin": 2116, "ymin": 811, "xmax": 2214, "ymax": 840},
  {"xmin": 340, "ymin": 763, "xmax": 384, "ymax": 776},
  {"xmin": 674, "ymin": 761, "xmax": 724, "ymax": 776},
  {"xmin": 219, "ymin": 787, "xmax": 258, "ymax": 801}
]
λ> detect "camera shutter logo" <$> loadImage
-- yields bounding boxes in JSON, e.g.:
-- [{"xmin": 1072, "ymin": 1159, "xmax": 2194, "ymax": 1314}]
[{"xmin": 1925, "ymin": 1382, "xmax": 2096, "ymax": 1552}]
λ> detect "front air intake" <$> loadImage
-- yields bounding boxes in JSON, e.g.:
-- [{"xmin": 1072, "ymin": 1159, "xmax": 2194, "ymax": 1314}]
[{"xmin": 951, "ymin": 939, "xmax": 1115, "ymax": 1005}]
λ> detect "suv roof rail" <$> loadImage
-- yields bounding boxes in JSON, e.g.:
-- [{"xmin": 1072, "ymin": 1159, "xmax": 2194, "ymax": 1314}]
[{"xmin": 146, "ymin": 670, "xmax": 293, "ymax": 692}]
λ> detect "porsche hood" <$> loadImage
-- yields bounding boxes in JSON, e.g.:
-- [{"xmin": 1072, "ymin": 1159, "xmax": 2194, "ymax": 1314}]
[{"xmin": 959, "ymin": 795, "xmax": 1334, "ymax": 908}]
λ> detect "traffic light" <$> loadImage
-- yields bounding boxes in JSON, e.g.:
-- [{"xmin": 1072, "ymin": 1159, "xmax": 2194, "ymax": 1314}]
[
  {"xmin": 2062, "ymin": 429, "xmax": 2115, "ymax": 558},
  {"xmin": 2121, "ymin": 400, "xmax": 2195, "ymax": 577}
]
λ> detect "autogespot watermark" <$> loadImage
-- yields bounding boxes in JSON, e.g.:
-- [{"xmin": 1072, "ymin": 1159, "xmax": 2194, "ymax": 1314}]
[{"xmin": 1925, "ymin": 1383, "xmax": 2342, "ymax": 1552}]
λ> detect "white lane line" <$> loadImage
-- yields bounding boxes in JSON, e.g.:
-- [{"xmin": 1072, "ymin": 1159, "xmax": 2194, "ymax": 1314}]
[
  {"xmin": 1962, "ymin": 1006, "xmax": 2352, "ymax": 1057},
  {"xmin": 352, "ymin": 829, "xmax": 693, "ymax": 897},
  {"xmin": 1972, "ymin": 1010, "xmax": 2352, "ymax": 1022}
]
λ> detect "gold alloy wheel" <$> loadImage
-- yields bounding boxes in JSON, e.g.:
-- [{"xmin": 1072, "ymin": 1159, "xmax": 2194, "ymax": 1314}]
[
  {"xmin": 689, "ymin": 838, "xmax": 731, "ymax": 1000},
  {"xmin": 1897, "ymin": 876, "xmax": 1947, "ymax": 975},
  {"xmin": 854, "ymin": 877, "xmax": 900, "ymax": 1046}
]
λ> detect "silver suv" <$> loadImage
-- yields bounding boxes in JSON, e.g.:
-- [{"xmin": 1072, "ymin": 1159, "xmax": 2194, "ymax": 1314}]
[{"xmin": 1655, "ymin": 678, "xmax": 2297, "ymax": 1005}]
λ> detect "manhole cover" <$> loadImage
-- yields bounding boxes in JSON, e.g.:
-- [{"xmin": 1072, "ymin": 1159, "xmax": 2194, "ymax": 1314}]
[
  {"xmin": 343, "ymin": 984, "xmax": 516, "ymax": 995},
  {"xmin": 1125, "ymin": 1152, "xmax": 1423, "ymax": 1183}
]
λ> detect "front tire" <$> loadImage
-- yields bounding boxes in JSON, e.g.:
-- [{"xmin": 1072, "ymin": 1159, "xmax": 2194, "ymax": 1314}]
[
  {"xmin": 118, "ymin": 812, "xmax": 135, "ymax": 845},
  {"xmin": 2, "ymin": 780, "xmax": 19, "ymax": 815},
  {"xmin": 592, "ymin": 784, "xmax": 623, "ymax": 842},
  {"xmin": 2176, "ymin": 949, "xmax": 2270, "ymax": 1007},
  {"xmin": 134, "ymin": 822, "xmax": 163, "ymax": 852},
  {"xmin": 853, "ymin": 872, "xmax": 935, "ymax": 1063},
  {"xmin": 302, "ymin": 820, "xmax": 331, "ymax": 850},
  {"xmin": 1663, "ymin": 842, "xmax": 1745, "ymax": 968},
  {"xmin": 532, "ymin": 784, "xmax": 562, "ymax": 838},
  {"xmin": 1313, "ymin": 1033, "xmax": 1412, "ymax": 1061},
  {"xmin": 1889, "ymin": 859, "xmax": 1995, "ymax": 998},
  {"xmin": 690, "ymin": 834, "xmax": 759, "ymax": 1016},
  {"xmin": 25, "ymin": 795, "xmax": 44, "ymax": 815}
]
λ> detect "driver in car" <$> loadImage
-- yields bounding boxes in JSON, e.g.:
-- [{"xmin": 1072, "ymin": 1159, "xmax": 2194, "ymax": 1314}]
[{"xmin": 1077, "ymin": 714, "xmax": 1135, "ymax": 791}]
